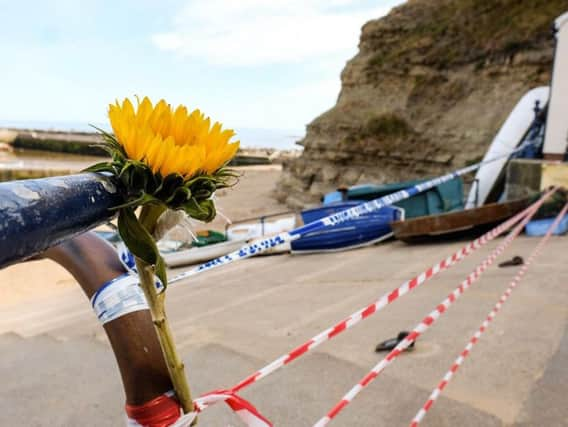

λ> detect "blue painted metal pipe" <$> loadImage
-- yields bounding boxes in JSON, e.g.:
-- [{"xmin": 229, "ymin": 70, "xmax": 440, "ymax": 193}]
[{"xmin": 0, "ymin": 173, "xmax": 124, "ymax": 269}]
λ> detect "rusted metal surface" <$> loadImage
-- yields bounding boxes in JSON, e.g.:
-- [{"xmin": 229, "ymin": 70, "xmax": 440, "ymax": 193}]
[
  {"xmin": 391, "ymin": 198, "xmax": 530, "ymax": 243},
  {"xmin": 0, "ymin": 173, "xmax": 124, "ymax": 268}
]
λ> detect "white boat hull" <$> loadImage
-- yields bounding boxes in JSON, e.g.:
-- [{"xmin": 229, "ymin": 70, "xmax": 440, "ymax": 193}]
[
  {"xmin": 465, "ymin": 86, "xmax": 549, "ymax": 208},
  {"xmin": 163, "ymin": 240, "xmax": 246, "ymax": 267},
  {"xmin": 543, "ymin": 12, "xmax": 568, "ymax": 157}
]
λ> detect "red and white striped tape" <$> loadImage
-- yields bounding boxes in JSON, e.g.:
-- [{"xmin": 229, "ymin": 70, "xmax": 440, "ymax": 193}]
[
  {"xmin": 409, "ymin": 202, "xmax": 568, "ymax": 427},
  {"xmin": 169, "ymin": 390, "xmax": 273, "ymax": 427},
  {"xmin": 228, "ymin": 191, "xmax": 555, "ymax": 393},
  {"xmin": 210, "ymin": 193, "xmax": 550, "ymax": 400},
  {"xmin": 312, "ymin": 191, "xmax": 549, "ymax": 427},
  {"xmin": 194, "ymin": 391, "xmax": 272, "ymax": 427},
  {"xmin": 190, "ymin": 191, "xmax": 554, "ymax": 425}
]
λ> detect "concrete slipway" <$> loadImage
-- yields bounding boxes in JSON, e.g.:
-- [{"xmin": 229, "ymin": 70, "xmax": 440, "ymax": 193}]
[{"xmin": 0, "ymin": 235, "xmax": 567, "ymax": 426}]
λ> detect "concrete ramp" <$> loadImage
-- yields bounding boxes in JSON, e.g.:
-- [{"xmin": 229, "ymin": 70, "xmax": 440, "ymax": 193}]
[{"xmin": 0, "ymin": 334, "xmax": 503, "ymax": 426}]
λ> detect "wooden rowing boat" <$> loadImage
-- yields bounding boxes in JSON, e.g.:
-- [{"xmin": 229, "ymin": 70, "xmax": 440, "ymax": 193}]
[{"xmin": 391, "ymin": 198, "xmax": 529, "ymax": 243}]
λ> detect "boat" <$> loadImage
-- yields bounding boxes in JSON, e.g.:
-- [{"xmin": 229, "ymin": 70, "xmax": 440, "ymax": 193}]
[
  {"xmin": 192, "ymin": 230, "xmax": 227, "ymax": 247},
  {"xmin": 163, "ymin": 213, "xmax": 298, "ymax": 267},
  {"xmin": 464, "ymin": 86, "xmax": 550, "ymax": 209},
  {"xmin": 158, "ymin": 230, "xmax": 230, "ymax": 265},
  {"xmin": 163, "ymin": 239, "xmax": 246, "ymax": 267},
  {"xmin": 226, "ymin": 212, "xmax": 297, "ymax": 242},
  {"xmin": 542, "ymin": 12, "xmax": 568, "ymax": 159},
  {"xmin": 322, "ymin": 177, "xmax": 464, "ymax": 219},
  {"xmin": 390, "ymin": 198, "xmax": 529, "ymax": 243},
  {"xmin": 290, "ymin": 202, "xmax": 404, "ymax": 253},
  {"xmin": 224, "ymin": 202, "xmax": 404, "ymax": 255},
  {"xmin": 225, "ymin": 211, "xmax": 297, "ymax": 255}
]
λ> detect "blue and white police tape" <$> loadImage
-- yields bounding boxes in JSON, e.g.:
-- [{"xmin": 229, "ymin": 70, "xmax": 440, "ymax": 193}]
[
  {"xmin": 169, "ymin": 137, "xmax": 543, "ymax": 285},
  {"xmin": 168, "ymin": 165, "xmax": 479, "ymax": 284},
  {"xmin": 116, "ymin": 242, "xmax": 165, "ymax": 291},
  {"xmin": 117, "ymin": 242, "xmax": 137, "ymax": 272},
  {"xmin": 91, "ymin": 273, "xmax": 149, "ymax": 325},
  {"xmin": 113, "ymin": 141, "xmax": 533, "ymax": 287}
]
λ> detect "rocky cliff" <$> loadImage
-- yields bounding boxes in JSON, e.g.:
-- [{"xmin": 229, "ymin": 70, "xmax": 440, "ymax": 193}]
[{"xmin": 276, "ymin": 0, "xmax": 568, "ymax": 208}]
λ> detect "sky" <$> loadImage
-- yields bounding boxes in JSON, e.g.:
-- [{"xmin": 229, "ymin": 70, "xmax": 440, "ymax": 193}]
[{"xmin": 0, "ymin": 0, "xmax": 403, "ymax": 134}]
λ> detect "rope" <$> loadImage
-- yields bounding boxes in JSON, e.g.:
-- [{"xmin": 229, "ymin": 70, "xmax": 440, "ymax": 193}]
[
  {"xmin": 409, "ymin": 203, "xmax": 568, "ymax": 426},
  {"xmin": 312, "ymin": 188, "xmax": 552, "ymax": 427}
]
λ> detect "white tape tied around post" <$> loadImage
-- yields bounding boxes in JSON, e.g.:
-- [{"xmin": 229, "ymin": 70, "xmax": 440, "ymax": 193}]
[{"xmin": 91, "ymin": 273, "xmax": 149, "ymax": 325}]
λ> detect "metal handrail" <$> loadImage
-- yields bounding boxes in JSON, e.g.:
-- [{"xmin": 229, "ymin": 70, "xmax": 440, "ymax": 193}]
[{"xmin": 0, "ymin": 173, "xmax": 123, "ymax": 268}]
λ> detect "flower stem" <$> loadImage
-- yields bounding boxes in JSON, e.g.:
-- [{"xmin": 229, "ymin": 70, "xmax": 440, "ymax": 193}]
[{"xmin": 136, "ymin": 205, "xmax": 195, "ymax": 417}]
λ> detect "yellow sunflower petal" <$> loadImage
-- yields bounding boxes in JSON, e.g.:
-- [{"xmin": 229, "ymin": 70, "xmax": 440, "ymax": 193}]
[
  {"xmin": 122, "ymin": 98, "xmax": 135, "ymax": 118},
  {"xmin": 158, "ymin": 137, "xmax": 178, "ymax": 177},
  {"xmin": 136, "ymin": 97, "xmax": 153, "ymax": 128},
  {"xmin": 107, "ymin": 96, "xmax": 239, "ymax": 179}
]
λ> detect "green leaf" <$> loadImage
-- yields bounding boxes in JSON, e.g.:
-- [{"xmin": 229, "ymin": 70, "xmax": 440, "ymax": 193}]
[
  {"xmin": 111, "ymin": 192, "xmax": 157, "ymax": 210},
  {"xmin": 91, "ymin": 143, "xmax": 118, "ymax": 158},
  {"xmin": 145, "ymin": 171, "xmax": 160, "ymax": 194},
  {"xmin": 117, "ymin": 207, "xmax": 168, "ymax": 285},
  {"xmin": 193, "ymin": 188, "xmax": 213, "ymax": 200},
  {"xmin": 156, "ymin": 173, "xmax": 184, "ymax": 200},
  {"xmin": 166, "ymin": 186, "xmax": 191, "ymax": 205},
  {"xmin": 82, "ymin": 162, "xmax": 113, "ymax": 173},
  {"xmin": 130, "ymin": 165, "xmax": 152, "ymax": 192},
  {"xmin": 90, "ymin": 125, "xmax": 123, "ymax": 149},
  {"xmin": 183, "ymin": 198, "xmax": 216, "ymax": 222}
]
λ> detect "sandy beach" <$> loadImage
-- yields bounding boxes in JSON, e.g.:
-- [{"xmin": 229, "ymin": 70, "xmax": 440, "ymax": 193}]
[{"xmin": 0, "ymin": 165, "xmax": 285, "ymax": 308}]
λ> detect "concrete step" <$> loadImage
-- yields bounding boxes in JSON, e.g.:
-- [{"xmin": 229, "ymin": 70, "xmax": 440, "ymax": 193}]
[
  {"xmin": 0, "ymin": 288, "xmax": 86, "ymax": 334},
  {"xmin": 0, "ymin": 333, "xmax": 123, "ymax": 426},
  {"xmin": 0, "ymin": 331, "xmax": 24, "ymax": 350},
  {"xmin": 0, "ymin": 333, "xmax": 502, "ymax": 426}
]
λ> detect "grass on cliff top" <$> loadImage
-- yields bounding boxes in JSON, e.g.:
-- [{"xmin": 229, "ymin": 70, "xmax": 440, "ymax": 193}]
[{"xmin": 368, "ymin": 0, "xmax": 567, "ymax": 70}]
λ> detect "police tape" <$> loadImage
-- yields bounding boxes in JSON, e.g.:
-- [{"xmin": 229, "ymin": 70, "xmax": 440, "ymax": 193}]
[
  {"xmin": 409, "ymin": 202, "xmax": 568, "ymax": 427},
  {"xmin": 312, "ymin": 189, "xmax": 549, "ymax": 427},
  {"xmin": 186, "ymin": 190, "xmax": 555, "ymax": 425},
  {"xmin": 228, "ymin": 190, "xmax": 553, "ymax": 395},
  {"xmin": 169, "ymin": 153, "xmax": 528, "ymax": 284}
]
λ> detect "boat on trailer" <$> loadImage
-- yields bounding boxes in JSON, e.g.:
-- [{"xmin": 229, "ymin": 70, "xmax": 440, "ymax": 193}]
[
  {"xmin": 323, "ymin": 176, "xmax": 464, "ymax": 219},
  {"xmin": 391, "ymin": 198, "xmax": 529, "ymax": 243}
]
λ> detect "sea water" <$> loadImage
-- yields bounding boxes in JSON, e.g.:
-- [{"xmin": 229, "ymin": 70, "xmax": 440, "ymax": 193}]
[{"xmin": 0, "ymin": 120, "xmax": 304, "ymax": 151}]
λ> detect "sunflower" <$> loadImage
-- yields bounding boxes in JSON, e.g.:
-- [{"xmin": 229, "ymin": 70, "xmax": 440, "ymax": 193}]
[
  {"xmin": 108, "ymin": 97, "xmax": 239, "ymax": 178},
  {"xmin": 85, "ymin": 98, "xmax": 242, "ymax": 412},
  {"xmin": 86, "ymin": 96, "xmax": 240, "ymax": 226}
]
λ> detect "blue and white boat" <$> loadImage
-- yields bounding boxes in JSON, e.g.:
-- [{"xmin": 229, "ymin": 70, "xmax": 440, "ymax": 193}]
[{"xmin": 290, "ymin": 201, "xmax": 404, "ymax": 253}]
